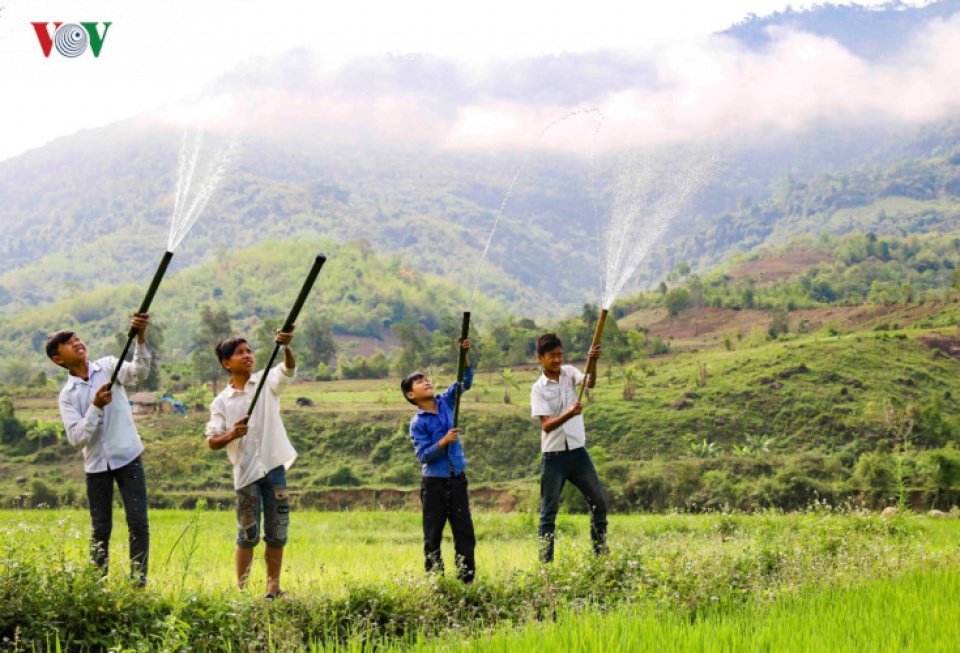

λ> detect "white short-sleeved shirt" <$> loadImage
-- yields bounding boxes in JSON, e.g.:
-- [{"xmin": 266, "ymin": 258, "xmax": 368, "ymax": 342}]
[
  {"xmin": 530, "ymin": 364, "xmax": 586, "ymax": 452},
  {"xmin": 205, "ymin": 364, "xmax": 297, "ymax": 490}
]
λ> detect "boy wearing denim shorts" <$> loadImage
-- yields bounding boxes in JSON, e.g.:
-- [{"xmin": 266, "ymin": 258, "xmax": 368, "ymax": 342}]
[{"xmin": 205, "ymin": 330, "xmax": 296, "ymax": 599}]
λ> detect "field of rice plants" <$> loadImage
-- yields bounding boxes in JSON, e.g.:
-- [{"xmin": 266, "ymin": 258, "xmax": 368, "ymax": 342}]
[{"xmin": 1, "ymin": 507, "xmax": 958, "ymax": 651}]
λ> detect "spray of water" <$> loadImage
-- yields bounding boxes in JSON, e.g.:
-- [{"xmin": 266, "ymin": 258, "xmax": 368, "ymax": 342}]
[
  {"xmin": 167, "ymin": 130, "xmax": 238, "ymax": 252},
  {"xmin": 598, "ymin": 146, "xmax": 718, "ymax": 309},
  {"xmin": 466, "ymin": 107, "xmax": 604, "ymax": 310}
]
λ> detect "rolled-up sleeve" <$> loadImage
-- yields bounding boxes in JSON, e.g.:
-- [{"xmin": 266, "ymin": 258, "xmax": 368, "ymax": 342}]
[
  {"xmin": 205, "ymin": 396, "xmax": 227, "ymax": 439},
  {"xmin": 268, "ymin": 363, "xmax": 296, "ymax": 396},
  {"xmin": 116, "ymin": 345, "xmax": 151, "ymax": 387}
]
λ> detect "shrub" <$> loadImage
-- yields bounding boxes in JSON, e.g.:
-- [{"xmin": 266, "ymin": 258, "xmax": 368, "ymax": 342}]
[
  {"xmin": 327, "ymin": 465, "xmax": 362, "ymax": 487},
  {"xmin": 854, "ymin": 452, "xmax": 896, "ymax": 506}
]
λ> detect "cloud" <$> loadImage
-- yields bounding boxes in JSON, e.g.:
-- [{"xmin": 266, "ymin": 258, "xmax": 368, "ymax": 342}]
[{"xmin": 146, "ymin": 13, "xmax": 960, "ymax": 154}]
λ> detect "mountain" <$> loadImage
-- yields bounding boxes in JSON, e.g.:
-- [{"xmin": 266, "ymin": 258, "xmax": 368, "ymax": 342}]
[
  {"xmin": 724, "ymin": 0, "xmax": 960, "ymax": 61},
  {"xmin": 2, "ymin": 0, "xmax": 960, "ymax": 336}
]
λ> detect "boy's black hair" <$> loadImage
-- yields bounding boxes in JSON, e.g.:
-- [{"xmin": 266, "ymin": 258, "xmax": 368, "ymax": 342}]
[
  {"xmin": 215, "ymin": 337, "xmax": 249, "ymax": 365},
  {"xmin": 400, "ymin": 371, "xmax": 427, "ymax": 406},
  {"xmin": 536, "ymin": 333, "xmax": 563, "ymax": 356},
  {"xmin": 45, "ymin": 330, "xmax": 76, "ymax": 362}
]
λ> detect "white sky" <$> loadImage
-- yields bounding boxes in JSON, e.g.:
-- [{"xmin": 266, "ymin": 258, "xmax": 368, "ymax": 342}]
[{"xmin": 0, "ymin": 0, "xmax": 898, "ymax": 163}]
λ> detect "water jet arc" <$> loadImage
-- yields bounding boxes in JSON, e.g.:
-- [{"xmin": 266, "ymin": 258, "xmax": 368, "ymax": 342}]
[{"xmin": 246, "ymin": 254, "xmax": 328, "ymax": 418}]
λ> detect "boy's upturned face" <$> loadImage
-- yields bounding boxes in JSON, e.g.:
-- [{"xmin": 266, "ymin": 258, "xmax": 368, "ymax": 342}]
[
  {"xmin": 537, "ymin": 346, "xmax": 564, "ymax": 375},
  {"xmin": 222, "ymin": 342, "xmax": 256, "ymax": 375},
  {"xmin": 405, "ymin": 376, "xmax": 435, "ymax": 404},
  {"xmin": 52, "ymin": 334, "xmax": 88, "ymax": 369}
]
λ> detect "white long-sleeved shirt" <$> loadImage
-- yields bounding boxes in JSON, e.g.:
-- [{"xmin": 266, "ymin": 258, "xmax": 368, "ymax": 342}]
[
  {"xmin": 205, "ymin": 363, "xmax": 297, "ymax": 490},
  {"xmin": 58, "ymin": 344, "xmax": 151, "ymax": 473},
  {"xmin": 530, "ymin": 364, "xmax": 587, "ymax": 453}
]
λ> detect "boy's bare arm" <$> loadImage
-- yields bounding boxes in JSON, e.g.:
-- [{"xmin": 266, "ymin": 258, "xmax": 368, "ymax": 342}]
[
  {"xmin": 278, "ymin": 329, "xmax": 295, "ymax": 373},
  {"xmin": 208, "ymin": 417, "xmax": 248, "ymax": 450},
  {"xmin": 538, "ymin": 401, "xmax": 583, "ymax": 433}
]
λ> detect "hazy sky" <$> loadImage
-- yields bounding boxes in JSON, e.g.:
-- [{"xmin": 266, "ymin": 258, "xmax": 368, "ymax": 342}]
[{"xmin": 0, "ymin": 0, "xmax": 900, "ymax": 162}]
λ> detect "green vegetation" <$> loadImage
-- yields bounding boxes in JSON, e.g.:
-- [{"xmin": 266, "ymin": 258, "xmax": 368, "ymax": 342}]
[
  {"xmin": 414, "ymin": 568, "xmax": 960, "ymax": 652},
  {"xmin": 0, "ymin": 238, "xmax": 506, "ymax": 388},
  {"xmin": 1, "ymin": 509, "xmax": 957, "ymax": 651},
  {"xmin": 616, "ymin": 230, "xmax": 960, "ymax": 317},
  {"xmin": 3, "ymin": 231, "xmax": 960, "ymax": 512}
]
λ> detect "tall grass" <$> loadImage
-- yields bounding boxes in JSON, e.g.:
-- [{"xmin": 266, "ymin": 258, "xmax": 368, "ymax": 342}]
[
  {"xmin": 404, "ymin": 568, "xmax": 960, "ymax": 652},
  {"xmin": 0, "ymin": 510, "xmax": 957, "ymax": 651}
]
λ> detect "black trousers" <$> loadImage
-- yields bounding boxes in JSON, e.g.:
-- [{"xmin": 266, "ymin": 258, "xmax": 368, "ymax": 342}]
[
  {"xmin": 86, "ymin": 455, "xmax": 150, "ymax": 586},
  {"xmin": 420, "ymin": 472, "xmax": 476, "ymax": 583}
]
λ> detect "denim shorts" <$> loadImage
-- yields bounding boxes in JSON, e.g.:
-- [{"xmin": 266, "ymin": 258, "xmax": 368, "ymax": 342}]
[{"xmin": 235, "ymin": 466, "xmax": 290, "ymax": 549}]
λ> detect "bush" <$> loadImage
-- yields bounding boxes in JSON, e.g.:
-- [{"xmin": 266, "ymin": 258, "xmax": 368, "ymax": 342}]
[
  {"xmin": 854, "ymin": 452, "xmax": 896, "ymax": 506},
  {"xmin": 29, "ymin": 480, "xmax": 58, "ymax": 508},
  {"xmin": 327, "ymin": 465, "xmax": 362, "ymax": 487}
]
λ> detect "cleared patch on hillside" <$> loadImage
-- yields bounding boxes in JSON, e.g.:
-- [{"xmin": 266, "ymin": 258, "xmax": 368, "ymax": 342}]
[
  {"xmin": 918, "ymin": 335, "xmax": 960, "ymax": 361},
  {"xmin": 622, "ymin": 302, "xmax": 954, "ymax": 348},
  {"xmin": 726, "ymin": 250, "xmax": 834, "ymax": 285}
]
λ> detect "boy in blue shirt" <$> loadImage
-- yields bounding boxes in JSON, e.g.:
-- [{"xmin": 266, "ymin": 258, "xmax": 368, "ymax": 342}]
[{"xmin": 401, "ymin": 337, "xmax": 475, "ymax": 583}]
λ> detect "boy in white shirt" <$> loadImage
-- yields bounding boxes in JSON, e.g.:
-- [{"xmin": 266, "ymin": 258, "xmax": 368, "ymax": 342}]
[
  {"xmin": 529, "ymin": 333, "xmax": 607, "ymax": 563},
  {"xmin": 47, "ymin": 313, "xmax": 152, "ymax": 586},
  {"xmin": 205, "ymin": 330, "xmax": 296, "ymax": 599}
]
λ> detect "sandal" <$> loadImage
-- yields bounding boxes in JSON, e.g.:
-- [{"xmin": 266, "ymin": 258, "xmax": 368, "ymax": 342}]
[{"xmin": 264, "ymin": 590, "xmax": 289, "ymax": 601}]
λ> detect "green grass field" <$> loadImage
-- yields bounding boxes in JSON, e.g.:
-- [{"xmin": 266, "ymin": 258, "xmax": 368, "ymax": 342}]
[
  {"xmin": 408, "ymin": 569, "xmax": 960, "ymax": 653},
  {"xmin": 1, "ymin": 509, "xmax": 958, "ymax": 651}
]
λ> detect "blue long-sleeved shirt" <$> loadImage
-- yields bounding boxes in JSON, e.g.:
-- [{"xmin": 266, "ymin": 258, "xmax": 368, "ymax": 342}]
[{"xmin": 409, "ymin": 367, "xmax": 473, "ymax": 477}]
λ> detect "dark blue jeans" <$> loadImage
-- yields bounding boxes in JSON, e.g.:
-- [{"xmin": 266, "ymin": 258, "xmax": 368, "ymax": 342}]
[
  {"xmin": 420, "ymin": 472, "xmax": 476, "ymax": 583},
  {"xmin": 539, "ymin": 447, "xmax": 608, "ymax": 563},
  {"xmin": 86, "ymin": 455, "xmax": 150, "ymax": 586}
]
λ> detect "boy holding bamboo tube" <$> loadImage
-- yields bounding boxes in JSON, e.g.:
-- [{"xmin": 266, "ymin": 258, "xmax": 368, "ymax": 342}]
[
  {"xmin": 46, "ymin": 314, "xmax": 152, "ymax": 586},
  {"xmin": 401, "ymin": 337, "xmax": 476, "ymax": 583},
  {"xmin": 530, "ymin": 333, "xmax": 607, "ymax": 563},
  {"xmin": 205, "ymin": 329, "xmax": 296, "ymax": 600}
]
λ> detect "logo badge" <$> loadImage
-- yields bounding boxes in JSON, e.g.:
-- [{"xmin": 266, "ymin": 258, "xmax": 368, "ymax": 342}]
[{"xmin": 31, "ymin": 22, "xmax": 112, "ymax": 58}]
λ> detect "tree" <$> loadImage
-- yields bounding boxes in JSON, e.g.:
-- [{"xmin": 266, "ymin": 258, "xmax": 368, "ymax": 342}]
[
  {"xmin": 392, "ymin": 318, "xmax": 430, "ymax": 374},
  {"xmin": 622, "ymin": 366, "xmax": 637, "ymax": 400},
  {"xmin": 298, "ymin": 314, "xmax": 338, "ymax": 370},
  {"xmin": 183, "ymin": 383, "xmax": 212, "ymax": 412},
  {"xmin": 767, "ymin": 309, "xmax": 790, "ymax": 338},
  {"xmin": 191, "ymin": 304, "xmax": 233, "ymax": 394},
  {"xmin": 500, "ymin": 369, "xmax": 519, "ymax": 404},
  {"xmin": 0, "ymin": 396, "xmax": 26, "ymax": 445},
  {"xmin": 253, "ymin": 318, "xmax": 283, "ymax": 358},
  {"xmin": 26, "ymin": 419, "xmax": 63, "ymax": 453},
  {"xmin": 664, "ymin": 288, "xmax": 691, "ymax": 317}
]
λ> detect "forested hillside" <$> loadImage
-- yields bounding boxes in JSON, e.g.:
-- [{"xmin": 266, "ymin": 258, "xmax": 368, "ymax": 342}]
[
  {"xmin": 3, "ymin": 2, "xmax": 960, "ymax": 325},
  {"xmin": 0, "ymin": 238, "xmax": 508, "ymax": 386}
]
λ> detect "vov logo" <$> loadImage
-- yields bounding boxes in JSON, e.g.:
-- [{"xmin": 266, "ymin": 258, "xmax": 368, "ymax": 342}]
[{"xmin": 31, "ymin": 22, "xmax": 112, "ymax": 58}]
